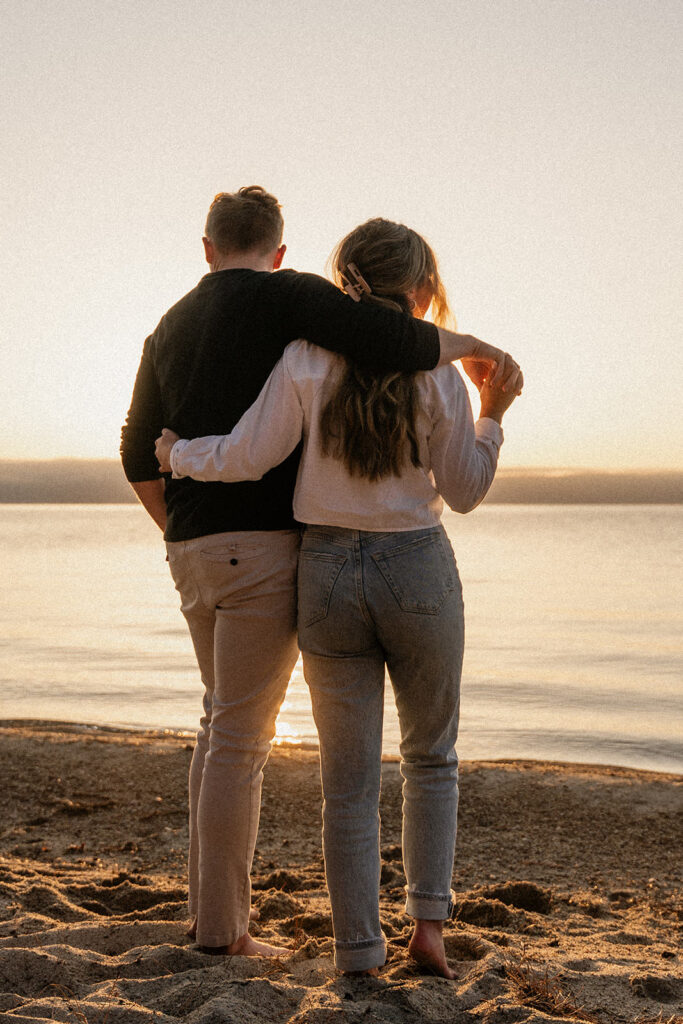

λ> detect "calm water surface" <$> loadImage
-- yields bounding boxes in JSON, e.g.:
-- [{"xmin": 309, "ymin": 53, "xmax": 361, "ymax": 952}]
[{"xmin": 2, "ymin": 504, "xmax": 681, "ymax": 772}]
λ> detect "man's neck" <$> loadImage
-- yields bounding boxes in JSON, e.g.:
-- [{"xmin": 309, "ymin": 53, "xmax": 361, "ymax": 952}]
[{"xmin": 210, "ymin": 250, "xmax": 274, "ymax": 273}]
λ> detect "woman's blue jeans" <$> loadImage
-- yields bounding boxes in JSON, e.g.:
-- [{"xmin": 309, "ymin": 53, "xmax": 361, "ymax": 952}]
[{"xmin": 298, "ymin": 524, "xmax": 464, "ymax": 972}]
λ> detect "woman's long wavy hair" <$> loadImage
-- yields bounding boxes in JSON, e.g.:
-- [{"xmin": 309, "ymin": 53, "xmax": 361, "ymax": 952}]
[{"xmin": 320, "ymin": 218, "xmax": 454, "ymax": 481}]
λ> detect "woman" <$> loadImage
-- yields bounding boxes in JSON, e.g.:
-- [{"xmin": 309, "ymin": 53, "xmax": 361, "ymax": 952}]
[{"xmin": 156, "ymin": 218, "xmax": 520, "ymax": 978}]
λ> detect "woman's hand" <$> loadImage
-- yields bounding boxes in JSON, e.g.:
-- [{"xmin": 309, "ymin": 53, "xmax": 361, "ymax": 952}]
[
  {"xmin": 155, "ymin": 428, "xmax": 180, "ymax": 473},
  {"xmin": 479, "ymin": 375, "xmax": 522, "ymax": 424}
]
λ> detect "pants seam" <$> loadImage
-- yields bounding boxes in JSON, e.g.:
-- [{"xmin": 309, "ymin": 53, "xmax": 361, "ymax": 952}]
[{"xmin": 354, "ymin": 535, "xmax": 376, "ymax": 630}]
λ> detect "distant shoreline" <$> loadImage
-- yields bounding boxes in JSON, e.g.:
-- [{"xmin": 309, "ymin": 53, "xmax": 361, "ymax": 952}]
[
  {"xmin": 2, "ymin": 719, "xmax": 680, "ymax": 775},
  {"xmin": 1, "ymin": 459, "xmax": 682, "ymax": 504}
]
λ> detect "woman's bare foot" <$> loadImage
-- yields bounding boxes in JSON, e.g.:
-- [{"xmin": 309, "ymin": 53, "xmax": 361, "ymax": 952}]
[
  {"xmin": 408, "ymin": 920, "xmax": 456, "ymax": 980},
  {"xmin": 187, "ymin": 908, "xmax": 259, "ymax": 940}
]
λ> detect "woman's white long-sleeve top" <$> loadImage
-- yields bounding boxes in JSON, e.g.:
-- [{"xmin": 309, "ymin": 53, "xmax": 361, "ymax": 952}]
[{"xmin": 170, "ymin": 340, "xmax": 503, "ymax": 532}]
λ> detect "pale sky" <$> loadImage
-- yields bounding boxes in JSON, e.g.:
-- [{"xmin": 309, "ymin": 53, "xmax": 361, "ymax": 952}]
[{"xmin": 2, "ymin": 0, "xmax": 681, "ymax": 468}]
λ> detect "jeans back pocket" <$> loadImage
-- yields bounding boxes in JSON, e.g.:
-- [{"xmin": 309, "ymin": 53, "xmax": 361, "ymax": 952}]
[
  {"xmin": 371, "ymin": 533, "xmax": 458, "ymax": 615},
  {"xmin": 298, "ymin": 550, "xmax": 348, "ymax": 628}
]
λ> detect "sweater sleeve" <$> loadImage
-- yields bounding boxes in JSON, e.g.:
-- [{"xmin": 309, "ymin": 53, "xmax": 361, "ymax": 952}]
[
  {"xmin": 267, "ymin": 270, "xmax": 440, "ymax": 372},
  {"xmin": 120, "ymin": 335, "xmax": 165, "ymax": 482},
  {"xmin": 426, "ymin": 369, "xmax": 504, "ymax": 513},
  {"xmin": 171, "ymin": 347, "xmax": 303, "ymax": 482}
]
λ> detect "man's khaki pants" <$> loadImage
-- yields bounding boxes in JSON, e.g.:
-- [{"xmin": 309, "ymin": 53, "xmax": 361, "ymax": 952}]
[{"xmin": 166, "ymin": 529, "xmax": 300, "ymax": 946}]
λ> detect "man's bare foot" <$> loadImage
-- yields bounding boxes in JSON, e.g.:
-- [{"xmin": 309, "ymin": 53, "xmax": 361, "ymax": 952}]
[
  {"xmin": 187, "ymin": 908, "xmax": 259, "ymax": 939},
  {"xmin": 225, "ymin": 933, "xmax": 289, "ymax": 957},
  {"xmin": 408, "ymin": 920, "xmax": 456, "ymax": 980}
]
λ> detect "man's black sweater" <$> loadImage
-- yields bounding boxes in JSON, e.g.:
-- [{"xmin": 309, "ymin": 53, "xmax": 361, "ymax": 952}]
[{"xmin": 121, "ymin": 268, "xmax": 440, "ymax": 542}]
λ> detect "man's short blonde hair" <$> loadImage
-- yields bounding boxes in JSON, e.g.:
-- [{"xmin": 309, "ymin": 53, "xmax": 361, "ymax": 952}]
[{"xmin": 205, "ymin": 186, "xmax": 284, "ymax": 255}]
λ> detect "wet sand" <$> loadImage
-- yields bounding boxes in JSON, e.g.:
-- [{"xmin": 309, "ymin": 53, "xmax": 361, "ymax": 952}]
[{"xmin": 0, "ymin": 722, "xmax": 681, "ymax": 1023}]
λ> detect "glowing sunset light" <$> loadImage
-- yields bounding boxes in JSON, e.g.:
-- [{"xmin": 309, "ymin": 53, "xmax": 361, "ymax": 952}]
[{"xmin": 1, "ymin": 1, "xmax": 680, "ymax": 470}]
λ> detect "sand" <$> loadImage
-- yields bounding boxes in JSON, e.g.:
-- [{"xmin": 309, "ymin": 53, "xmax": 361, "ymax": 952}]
[{"xmin": 0, "ymin": 722, "xmax": 680, "ymax": 1023}]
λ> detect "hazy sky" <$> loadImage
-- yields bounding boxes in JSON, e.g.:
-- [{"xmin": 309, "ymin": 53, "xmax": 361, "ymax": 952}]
[{"xmin": 2, "ymin": 0, "xmax": 681, "ymax": 468}]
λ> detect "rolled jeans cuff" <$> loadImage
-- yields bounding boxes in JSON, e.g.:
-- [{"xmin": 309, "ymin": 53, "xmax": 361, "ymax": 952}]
[
  {"xmin": 405, "ymin": 888, "xmax": 456, "ymax": 921},
  {"xmin": 334, "ymin": 934, "xmax": 387, "ymax": 972}
]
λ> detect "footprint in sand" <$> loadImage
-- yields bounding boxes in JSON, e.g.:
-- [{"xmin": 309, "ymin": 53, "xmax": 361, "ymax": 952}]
[
  {"xmin": 256, "ymin": 890, "xmax": 306, "ymax": 920},
  {"xmin": 479, "ymin": 881, "xmax": 553, "ymax": 915},
  {"xmin": 252, "ymin": 869, "xmax": 304, "ymax": 892},
  {"xmin": 630, "ymin": 972, "xmax": 682, "ymax": 1003},
  {"xmin": 281, "ymin": 912, "xmax": 333, "ymax": 939},
  {"xmin": 65, "ymin": 877, "xmax": 186, "ymax": 916},
  {"xmin": 454, "ymin": 898, "xmax": 515, "ymax": 929}
]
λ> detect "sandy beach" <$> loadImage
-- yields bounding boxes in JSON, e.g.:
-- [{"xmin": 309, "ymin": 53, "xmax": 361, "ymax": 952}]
[{"xmin": 0, "ymin": 723, "xmax": 680, "ymax": 1023}]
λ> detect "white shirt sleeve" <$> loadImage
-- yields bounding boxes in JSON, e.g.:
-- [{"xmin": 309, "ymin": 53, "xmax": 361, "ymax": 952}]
[
  {"xmin": 170, "ymin": 346, "xmax": 304, "ymax": 482},
  {"xmin": 426, "ymin": 368, "xmax": 504, "ymax": 513}
]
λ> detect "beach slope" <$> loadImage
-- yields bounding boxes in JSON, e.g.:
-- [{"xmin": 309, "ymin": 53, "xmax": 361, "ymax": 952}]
[{"xmin": 0, "ymin": 724, "xmax": 681, "ymax": 1023}]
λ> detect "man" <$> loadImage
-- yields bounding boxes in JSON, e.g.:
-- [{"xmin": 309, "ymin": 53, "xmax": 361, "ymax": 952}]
[{"xmin": 121, "ymin": 185, "xmax": 520, "ymax": 957}]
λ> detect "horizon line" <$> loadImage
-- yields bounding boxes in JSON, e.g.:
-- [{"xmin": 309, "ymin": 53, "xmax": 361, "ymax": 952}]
[{"xmin": 2, "ymin": 458, "xmax": 682, "ymax": 475}]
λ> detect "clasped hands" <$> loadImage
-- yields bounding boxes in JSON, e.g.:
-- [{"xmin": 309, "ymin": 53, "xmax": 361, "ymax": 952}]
[{"xmin": 461, "ymin": 340, "xmax": 523, "ymax": 396}]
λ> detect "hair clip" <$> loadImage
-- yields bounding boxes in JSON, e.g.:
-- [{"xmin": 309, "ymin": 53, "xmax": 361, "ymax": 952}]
[{"xmin": 341, "ymin": 263, "xmax": 372, "ymax": 302}]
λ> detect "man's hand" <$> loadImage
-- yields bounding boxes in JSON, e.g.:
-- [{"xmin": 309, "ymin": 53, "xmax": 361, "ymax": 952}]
[
  {"xmin": 156, "ymin": 428, "xmax": 181, "ymax": 473},
  {"xmin": 437, "ymin": 329, "xmax": 523, "ymax": 394},
  {"xmin": 131, "ymin": 480, "xmax": 167, "ymax": 532}
]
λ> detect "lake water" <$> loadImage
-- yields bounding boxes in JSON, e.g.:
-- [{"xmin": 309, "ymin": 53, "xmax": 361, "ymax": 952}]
[{"xmin": 2, "ymin": 504, "xmax": 681, "ymax": 773}]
